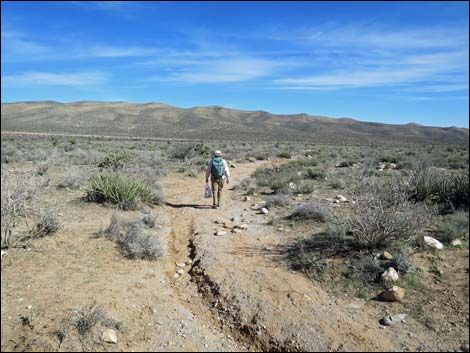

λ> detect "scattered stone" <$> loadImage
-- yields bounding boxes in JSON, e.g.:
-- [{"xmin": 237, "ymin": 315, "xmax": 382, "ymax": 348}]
[
  {"xmin": 461, "ymin": 344, "xmax": 469, "ymax": 352},
  {"xmin": 451, "ymin": 239, "xmax": 463, "ymax": 247},
  {"xmin": 278, "ymin": 227, "xmax": 284, "ymax": 231},
  {"xmin": 231, "ymin": 229, "xmax": 242, "ymax": 234},
  {"xmin": 335, "ymin": 195, "xmax": 348, "ymax": 202},
  {"xmin": 102, "ymin": 329, "xmax": 117, "ymax": 344},
  {"xmin": 58, "ymin": 213, "xmax": 64, "ymax": 216},
  {"xmin": 1, "ymin": 250, "xmax": 6, "ymax": 257},
  {"xmin": 223, "ymin": 221, "xmax": 236, "ymax": 229},
  {"xmin": 243, "ymin": 196, "xmax": 251, "ymax": 202},
  {"xmin": 390, "ymin": 163, "xmax": 397, "ymax": 169},
  {"xmin": 230, "ymin": 164, "xmax": 236, "ymax": 168},
  {"xmin": 380, "ymin": 286, "xmax": 405, "ymax": 302},
  {"xmin": 215, "ymin": 231, "xmax": 227, "ymax": 236},
  {"xmin": 381, "ymin": 267, "xmax": 399, "ymax": 282},
  {"xmin": 27, "ymin": 305, "xmax": 32, "ymax": 310},
  {"xmin": 424, "ymin": 236, "xmax": 444, "ymax": 250},
  {"xmin": 260, "ymin": 208, "xmax": 269, "ymax": 214},
  {"xmin": 177, "ymin": 269, "xmax": 184, "ymax": 275},
  {"xmin": 173, "ymin": 273, "xmax": 180, "ymax": 279},
  {"xmin": 240, "ymin": 224, "xmax": 248, "ymax": 230},
  {"xmin": 214, "ymin": 219, "xmax": 225, "ymax": 224},
  {"xmin": 380, "ymin": 314, "xmax": 406, "ymax": 326},
  {"xmin": 176, "ymin": 262, "xmax": 186, "ymax": 267},
  {"xmin": 381, "ymin": 251, "xmax": 394, "ymax": 260}
]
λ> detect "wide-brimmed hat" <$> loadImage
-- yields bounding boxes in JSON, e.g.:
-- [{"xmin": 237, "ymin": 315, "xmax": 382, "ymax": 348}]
[{"xmin": 214, "ymin": 150, "xmax": 222, "ymax": 156}]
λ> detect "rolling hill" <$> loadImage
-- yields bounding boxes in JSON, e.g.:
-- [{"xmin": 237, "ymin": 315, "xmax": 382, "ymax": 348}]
[{"xmin": 1, "ymin": 101, "xmax": 468, "ymax": 145}]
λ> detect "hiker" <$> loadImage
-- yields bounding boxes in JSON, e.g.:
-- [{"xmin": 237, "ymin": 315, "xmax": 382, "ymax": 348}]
[{"xmin": 205, "ymin": 150, "xmax": 230, "ymax": 209}]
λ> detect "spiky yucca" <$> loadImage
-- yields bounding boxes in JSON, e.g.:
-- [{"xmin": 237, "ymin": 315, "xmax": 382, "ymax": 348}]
[{"xmin": 85, "ymin": 175, "xmax": 159, "ymax": 210}]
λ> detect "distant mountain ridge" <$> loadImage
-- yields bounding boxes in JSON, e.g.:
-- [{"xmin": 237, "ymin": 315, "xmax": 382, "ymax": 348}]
[{"xmin": 1, "ymin": 101, "xmax": 468, "ymax": 145}]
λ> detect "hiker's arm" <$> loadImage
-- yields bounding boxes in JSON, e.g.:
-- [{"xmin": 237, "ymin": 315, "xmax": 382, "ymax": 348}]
[
  {"xmin": 205, "ymin": 161, "xmax": 211, "ymax": 182},
  {"xmin": 223, "ymin": 160, "xmax": 230, "ymax": 182}
]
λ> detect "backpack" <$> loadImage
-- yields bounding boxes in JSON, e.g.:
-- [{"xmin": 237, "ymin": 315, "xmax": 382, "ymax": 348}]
[{"xmin": 211, "ymin": 157, "xmax": 224, "ymax": 178}]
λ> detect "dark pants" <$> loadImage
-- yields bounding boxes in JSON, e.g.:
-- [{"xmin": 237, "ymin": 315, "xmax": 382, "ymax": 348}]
[{"xmin": 211, "ymin": 177, "xmax": 224, "ymax": 206}]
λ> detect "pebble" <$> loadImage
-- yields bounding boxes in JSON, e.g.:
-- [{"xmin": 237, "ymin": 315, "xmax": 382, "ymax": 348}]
[
  {"xmin": 215, "ymin": 231, "xmax": 227, "ymax": 236},
  {"xmin": 177, "ymin": 269, "xmax": 184, "ymax": 275},
  {"xmin": 173, "ymin": 273, "xmax": 180, "ymax": 279},
  {"xmin": 102, "ymin": 329, "xmax": 117, "ymax": 344},
  {"xmin": 260, "ymin": 208, "xmax": 269, "ymax": 214},
  {"xmin": 176, "ymin": 262, "xmax": 186, "ymax": 267}
]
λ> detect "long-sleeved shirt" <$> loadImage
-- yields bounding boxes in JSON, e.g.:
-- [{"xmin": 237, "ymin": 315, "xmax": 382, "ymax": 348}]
[{"xmin": 205, "ymin": 158, "xmax": 230, "ymax": 181}]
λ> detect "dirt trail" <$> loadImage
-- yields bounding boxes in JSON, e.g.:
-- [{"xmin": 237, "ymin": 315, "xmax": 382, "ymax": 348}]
[
  {"xmin": 1, "ymin": 161, "xmax": 452, "ymax": 352},
  {"xmin": 158, "ymin": 161, "xmax": 446, "ymax": 352}
]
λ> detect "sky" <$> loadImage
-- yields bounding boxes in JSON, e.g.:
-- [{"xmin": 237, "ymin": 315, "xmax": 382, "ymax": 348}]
[{"xmin": 1, "ymin": 1, "xmax": 469, "ymax": 127}]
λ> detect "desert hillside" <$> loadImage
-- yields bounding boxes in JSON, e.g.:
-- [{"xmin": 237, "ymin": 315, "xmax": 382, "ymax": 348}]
[{"xmin": 2, "ymin": 101, "xmax": 468, "ymax": 145}]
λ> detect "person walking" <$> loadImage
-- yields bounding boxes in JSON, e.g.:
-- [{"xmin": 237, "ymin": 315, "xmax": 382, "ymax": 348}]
[{"xmin": 205, "ymin": 150, "xmax": 230, "ymax": 209}]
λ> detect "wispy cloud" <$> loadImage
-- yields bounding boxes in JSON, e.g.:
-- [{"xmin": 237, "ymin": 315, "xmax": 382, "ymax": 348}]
[{"xmin": 3, "ymin": 71, "xmax": 109, "ymax": 86}]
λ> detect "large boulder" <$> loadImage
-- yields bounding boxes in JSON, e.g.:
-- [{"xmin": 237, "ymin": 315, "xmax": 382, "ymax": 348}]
[
  {"xmin": 380, "ymin": 286, "xmax": 405, "ymax": 302},
  {"xmin": 424, "ymin": 236, "xmax": 444, "ymax": 250},
  {"xmin": 381, "ymin": 267, "xmax": 399, "ymax": 282}
]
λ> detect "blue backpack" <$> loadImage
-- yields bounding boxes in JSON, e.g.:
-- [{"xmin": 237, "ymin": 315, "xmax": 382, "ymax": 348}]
[{"xmin": 211, "ymin": 157, "xmax": 224, "ymax": 178}]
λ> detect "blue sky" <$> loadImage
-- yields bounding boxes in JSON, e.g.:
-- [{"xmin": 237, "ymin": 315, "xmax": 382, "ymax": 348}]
[{"xmin": 2, "ymin": 1, "xmax": 469, "ymax": 127}]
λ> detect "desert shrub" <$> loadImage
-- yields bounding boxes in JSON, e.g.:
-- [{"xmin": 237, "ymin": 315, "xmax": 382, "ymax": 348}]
[
  {"xmin": 265, "ymin": 194, "xmax": 290, "ymax": 208},
  {"xmin": 289, "ymin": 203, "xmax": 331, "ymax": 222},
  {"xmin": 85, "ymin": 175, "xmax": 162, "ymax": 210},
  {"xmin": 296, "ymin": 180, "xmax": 316, "ymax": 194},
  {"xmin": 354, "ymin": 256, "xmax": 385, "ymax": 282},
  {"xmin": 72, "ymin": 303, "xmax": 122, "ymax": 337},
  {"xmin": 277, "ymin": 150, "xmax": 292, "ymax": 159},
  {"xmin": 1, "ymin": 145, "xmax": 23, "ymax": 164},
  {"xmin": 328, "ymin": 177, "xmax": 346, "ymax": 190},
  {"xmin": 1, "ymin": 171, "xmax": 41, "ymax": 248},
  {"xmin": 58, "ymin": 167, "xmax": 90, "ymax": 189},
  {"xmin": 410, "ymin": 168, "xmax": 469, "ymax": 210},
  {"xmin": 306, "ymin": 167, "xmax": 325, "ymax": 179},
  {"xmin": 30, "ymin": 209, "xmax": 62, "ymax": 238},
  {"xmin": 347, "ymin": 179, "xmax": 430, "ymax": 250},
  {"xmin": 170, "ymin": 144, "xmax": 194, "ymax": 160},
  {"xmin": 70, "ymin": 148, "xmax": 103, "ymax": 165},
  {"xmin": 337, "ymin": 160, "xmax": 355, "ymax": 168},
  {"xmin": 117, "ymin": 222, "xmax": 165, "ymax": 260},
  {"xmin": 235, "ymin": 177, "xmax": 257, "ymax": 195},
  {"xmin": 391, "ymin": 253, "xmax": 415, "ymax": 275},
  {"xmin": 37, "ymin": 163, "xmax": 49, "ymax": 176},
  {"xmin": 98, "ymin": 151, "xmax": 130, "ymax": 169},
  {"xmin": 436, "ymin": 211, "xmax": 469, "ymax": 243}
]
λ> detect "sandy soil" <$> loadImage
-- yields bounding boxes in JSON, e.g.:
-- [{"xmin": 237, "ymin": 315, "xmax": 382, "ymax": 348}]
[{"xmin": 1, "ymin": 161, "xmax": 468, "ymax": 351}]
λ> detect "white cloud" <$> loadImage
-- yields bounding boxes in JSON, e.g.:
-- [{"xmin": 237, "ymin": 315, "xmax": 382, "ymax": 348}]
[{"xmin": 3, "ymin": 72, "xmax": 109, "ymax": 86}]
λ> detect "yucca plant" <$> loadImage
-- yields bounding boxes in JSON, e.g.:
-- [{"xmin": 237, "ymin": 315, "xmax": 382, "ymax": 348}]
[{"xmin": 85, "ymin": 175, "xmax": 161, "ymax": 210}]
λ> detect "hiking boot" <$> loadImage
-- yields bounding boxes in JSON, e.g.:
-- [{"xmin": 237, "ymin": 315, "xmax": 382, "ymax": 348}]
[{"xmin": 212, "ymin": 205, "xmax": 217, "ymax": 209}]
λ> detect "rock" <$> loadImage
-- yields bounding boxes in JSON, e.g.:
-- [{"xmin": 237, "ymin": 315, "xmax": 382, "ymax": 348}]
[
  {"xmin": 424, "ymin": 236, "xmax": 444, "ymax": 250},
  {"xmin": 102, "ymin": 329, "xmax": 117, "ymax": 344},
  {"xmin": 230, "ymin": 164, "xmax": 236, "ymax": 168},
  {"xmin": 380, "ymin": 286, "xmax": 405, "ymax": 302},
  {"xmin": 260, "ymin": 208, "xmax": 269, "ymax": 214},
  {"xmin": 381, "ymin": 267, "xmax": 399, "ymax": 282},
  {"xmin": 231, "ymin": 229, "xmax": 242, "ymax": 234},
  {"xmin": 214, "ymin": 219, "xmax": 225, "ymax": 224},
  {"xmin": 176, "ymin": 262, "xmax": 186, "ymax": 267},
  {"xmin": 215, "ymin": 231, "xmax": 227, "ymax": 236},
  {"xmin": 240, "ymin": 224, "xmax": 248, "ymax": 230},
  {"xmin": 173, "ymin": 273, "xmax": 180, "ymax": 278},
  {"xmin": 380, "ymin": 314, "xmax": 406, "ymax": 326},
  {"xmin": 1, "ymin": 250, "xmax": 6, "ymax": 257},
  {"xmin": 390, "ymin": 163, "xmax": 397, "ymax": 169},
  {"xmin": 461, "ymin": 344, "xmax": 469, "ymax": 352},
  {"xmin": 244, "ymin": 196, "xmax": 251, "ymax": 202},
  {"xmin": 335, "ymin": 195, "xmax": 348, "ymax": 202},
  {"xmin": 251, "ymin": 205, "xmax": 260, "ymax": 210},
  {"xmin": 381, "ymin": 251, "xmax": 394, "ymax": 260},
  {"xmin": 451, "ymin": 239, "xmax": 463, "ymax": 247},
  {"xmin": 223, "ymin": 221, "xmax": 235, "ymax": 229},
  {"xmin": 177, "ymin": 269, "xmax": 184, "ymax": 275}
]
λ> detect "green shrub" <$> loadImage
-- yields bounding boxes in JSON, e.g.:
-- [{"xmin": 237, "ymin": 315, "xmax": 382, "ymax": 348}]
[
  {"xmin": 277, "ymin": 150, "xmax": 292, "ymax": 159},
  {"xmin": 306, "ymin": 167, "xmax": 325, "ymax": 179},
  {"xmin": 289, "ymin": 203, "xmax": 331, "ymax": 222},
  {"xmin": 411, "ymin": 168, "xmax": 469, "ymax": 210},
  {"xmin": 437, "ymin": 211, "xmax": 469, "ymax": 243},
  {"xmin": 85, "ymin": 175, "xmax": 162, "ymax": 210},
  {"xmin": 98, "ymin": 151, "xmax": 130, "ymax": 169}
]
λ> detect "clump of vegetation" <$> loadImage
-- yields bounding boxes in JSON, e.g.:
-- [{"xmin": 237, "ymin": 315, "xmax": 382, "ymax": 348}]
[
  {"xmin": 57, "ymin": 167, "xmax": 89, "ymax": 189},
  {"xmin": 347, "ymin": 179, "xmax": 430, "ymax": 250},
  {"xmin": 289, "ymin": 203, "xmax": 331, "ymax": 222},
  {"xmin": 410, "ymin": 168, "xmax": 469, "ymax": 211},
  {"xmin": 277, "ymin": 150, "xmax": 292, "ymax": 159},
  {"xmin": 436, "ymin": 211, "xmax": 469, "ymax": 244},
  {"xmin": 100, "ymin": 211, "xmax": 165, "ymax": 260},
  {"xmin": 265, "ymin": 194, "xmax": 290, "ymax": 208},
  {"xmin": 30, "ymin": 209, "xmax": 62, "ymax": 238},
  {"xmin": 98, "ymin": 151, "xmax": 130, "ymax": 169},
  {"xmin": 85, "ymin": 175, "xmax": 163, "ymax": 210}
]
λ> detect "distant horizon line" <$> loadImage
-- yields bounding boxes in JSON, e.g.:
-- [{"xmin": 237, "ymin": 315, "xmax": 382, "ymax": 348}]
[{"xmin": 1, "ymin": 99, "xmax": 468, "ymax": 130}]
